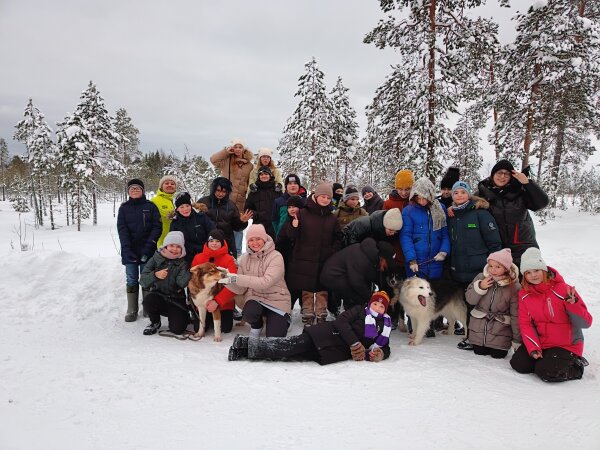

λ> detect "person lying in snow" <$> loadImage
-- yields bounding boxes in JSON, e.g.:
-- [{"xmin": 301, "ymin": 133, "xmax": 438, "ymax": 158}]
[{"xmin": 227, "ymin": 291, "xmax": 392, "ymax": 365}]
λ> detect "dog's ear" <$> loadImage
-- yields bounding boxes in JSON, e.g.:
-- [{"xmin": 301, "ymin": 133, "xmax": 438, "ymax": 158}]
[{"xmin": 190, "ymin": 265, "xmax": 201, "ymax": 273}]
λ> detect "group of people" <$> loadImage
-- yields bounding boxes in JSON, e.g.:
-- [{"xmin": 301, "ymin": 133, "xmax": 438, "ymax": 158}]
[{"xmin": 116, "ymin": 139, "xmax": 593, "ymax": 382}]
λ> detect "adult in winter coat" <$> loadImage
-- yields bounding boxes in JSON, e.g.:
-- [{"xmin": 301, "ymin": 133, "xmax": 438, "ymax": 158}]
[
  {"xmin": 342, "ymin": 208, "xmax": 403, "ymax": 248},
  {"xmin": 320, "ymin": 238, "xmax": 398, "ymax": 310},
  {"xmin": 333, "ymin": 185, "xmax": 368, "ymax": 229},
  {"xmin": 117, "ymin": 179, "xmax": 162, "ymax": 322},
  {"xmin": 437, "ymin": 167, "xmax": 460, "ymax": 209},
  {"xmin": 169, "ymin": 192, "xmax": 215, "ymax": 264},
  {"xmin": 196, "ymin": 177, "xmax": 252, "ymax": 259},
  {"xmin": 400, "ymin": 177, "xmax": 450, "ymax": 279},
  {"xmin": 151, "ymin": 175, "xmax": 178, "ymax": 247},
  {"xmin": 140, "ymin": 231, "xmax": 192, "ymax": 337},
  {"xmin": 383, "ymin": 169, "xmax": 414, "ymax": 211},
  {"xmin": 510, "ymin": 248, "xmax": 593, "ymax": 382},
  {"xmin": 222, "ymin": 224, "xmax": 291, "ymax": 338},
  {"xmin": 228, "ymin": 291, "xmax": 392, "ymax": 365},
  {"xmin": 447, "ymin": 181, "xmax": 502, "ymax": 285},
  {"xmin": 247, "ymin": 147, "xmax": 284, "ymax": 191},
  {"xmin": 272, "ymin": 173, "xmax": 307, "ymax": 238},
  {"xmin": 361, "ymin": 185, "xmax": 384, "ymax": 214},
  {"xmin": 244, "ymin": 166, "xmax": 281, "ymax": 239},
  {"xmin": 475, "ymin": 160, "xmax": 549, "ymax": 266},
  {"xmin": 190, "ymin": 229, "xmax": 238, "ymax": 334}
]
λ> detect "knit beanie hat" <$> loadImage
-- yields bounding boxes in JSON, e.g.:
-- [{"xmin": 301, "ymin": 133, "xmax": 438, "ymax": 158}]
[
  {"xmin": 395, "ymin": 170, "xmax": 415, "ymax": 189},
  {"xmin": 160, "ymin": 231, "xmax": 186, "ymax": 257},
  {"xmin": 520, "ymin": 247, "xmax": 548, "ymax": 274},
  {"xmin": 159, "ymin": 175, "xmax": 177, "ymax": 190},
  {"xmin": 287, "ymin": 195, "xmax": 305, "ymax": 208},
  {"xmin": 257, "ymin": 147, "xmax": 272, "ymax": 158},
  {"xmin": 376, "ymin": 241, "xmax": 396, "ymax": 264},
  {"xmin": 491, "ymin": 160, "xmax": 515, "ymax": 177},
  {"xmin": 451, "ymin": 180, "xmax": 472, "ymax": 197},
  {"xmin": 382, "ymin": 208, "xmax": 403, "ymax": 231},
  {"xmin": 212, "ymin": 177, "xmax": 232, "ymax": 192},
  {"xmin": 314, "ymin": 181, "xmax": 333, "ymax": 198},
  {"xmin": 207, "ymin": 228, "xmax": 226, "ymax": 247},
  {"xmin": 285, "ymin": 173, "xmax": 301, "ymax": 186},
  {"xmin": 361, "ymin": 185, "xmax": 375, "ymax": 196},
  {"xmin": 246, "ymin": 224, "xmax": 270, "ymax": 243},
  {"xmin": 369, "ymin": 291, "xmax": 390, "ymax": 310},
  {"xmin": 440, "ymin": 167, "xmax": 460, "ymax": 190},
  {"xmin": 174, "ymin": 192, "xmax": 192, "ymax": 209},
  {"xmin": 258, "ymin": 166, "xmax": 273, "ymax": 176},
  {"xmin": 127, "ymin": 178, "xmax": 145, "ymax": 192},
  {"xmin": 343, "ymin": 184, "xmax": 360, "ymax": 201},
  {"xmin": 230, "ymin": 138, "xmax": 245, "ymax": 148},
  {"xmin": 487, "ymin": 248, "xmax": 513, "ymax": 272},
  {"xmin": 332, "ymin": 182, "xmax": 344, "ymax": 193}
]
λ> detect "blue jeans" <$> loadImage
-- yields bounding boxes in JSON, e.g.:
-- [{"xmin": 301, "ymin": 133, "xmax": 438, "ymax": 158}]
[
  {"xmin": 234, "ymin": 230, "xmax": 243, "ymax": 256},
  {"xmin": 125, "ymin": 263, "xmax": 146, "ymax": 287}
]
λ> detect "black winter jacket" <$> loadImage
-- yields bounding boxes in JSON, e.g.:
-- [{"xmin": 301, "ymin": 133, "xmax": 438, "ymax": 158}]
[
  {"xmin": 342, "ymin": 209, "xmax": 389, "ymax": 247},
  {"xmin": 363, "ymin": 193, "xmax": 384, "ymax": 214},
  {"xmin": 244, "ymin": 179, "xmax": 281, "ymax": 239},
  {"xmin": 169, "ymin": 211, "xmax": 215, "ymax": 264},
  {"xmin": 117, "ymin": 196, "xmax": 162, "ymax": 265}
]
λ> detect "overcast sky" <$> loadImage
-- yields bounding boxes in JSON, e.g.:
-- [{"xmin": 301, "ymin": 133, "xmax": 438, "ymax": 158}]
[{"xmin": 3, "ymin": 0, "xmax": 576, "ymax": 170}]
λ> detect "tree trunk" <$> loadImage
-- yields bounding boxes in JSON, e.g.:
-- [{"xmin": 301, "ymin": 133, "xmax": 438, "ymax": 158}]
[
  {"xmin": 30, "ymin": 174, "xmax": 42, "ymax": 228},
  {"xmin": 426, "ymin": 0, "xmax": 437, "ymax": 181},
  {"xmin": 536, "ymin": 135, "xmax": 548, "ymax": 181},
  {"xmin": 523, "ymin": 63, "xmax": 541, "ymax": 169},
  {"xmin": 47, "ymin": 177, "xmax": 55, "ymax": 231},
  {"xmin": 77, "ymin": 183, "xmax": 82, "ymax": 232},
  {"xmin": 65, "ymin": 192, "xmax": 70, "ymax": 226},
  {"xmin": 549, "ymin": 121, "xmax": 566, "ymax": 208}
]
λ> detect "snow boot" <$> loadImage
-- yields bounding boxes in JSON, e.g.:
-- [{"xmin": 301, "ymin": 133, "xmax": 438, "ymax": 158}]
[
  {"xmin": 228, "ymin": 334, "xmax": 249, "ymax": 361},
  {"xmin": 143, "ymin": 321, "xmax": 161, "ymax": 335},
  {"xmin": 125, "ymin": 285, "xmax": 139, "ymax": 322},
  {"xmin": 457, "ymin": 339, "xmax": 474, "ymax": 350}
]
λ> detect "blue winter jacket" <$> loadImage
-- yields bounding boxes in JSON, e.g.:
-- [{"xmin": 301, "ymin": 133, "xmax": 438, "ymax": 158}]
[
  {"xmin": 400, "ymin": 202, "xmax": 450, "ymax": 279},
  {"xmin": 117, "ymin": 196, "xmax": 162, "ymax": 265}
]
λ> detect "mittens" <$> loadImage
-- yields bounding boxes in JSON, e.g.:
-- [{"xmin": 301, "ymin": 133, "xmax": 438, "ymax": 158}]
[
  {"xmin": 218, "ymin": 274, "xmax": 238, "ymax": 285},
  {"xmin": 350, "ymin": 342, "xmax": 366, "ymax": 361},
  {"xmin": 370, "ymin": 348, "xmax": 384, "ymax": 362},
  {"xmin": 249, "ymin": 183, "xmax": 258, "ymax": 193}
]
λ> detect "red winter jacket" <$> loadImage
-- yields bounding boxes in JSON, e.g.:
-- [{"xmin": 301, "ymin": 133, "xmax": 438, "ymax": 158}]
[
  {"xmin": 519, "ymin": 267, "xmax": 592, "ymax": 357},
  {"xmin": 190, "ymin": 242, "xmax": 237, "ymax": 310}
]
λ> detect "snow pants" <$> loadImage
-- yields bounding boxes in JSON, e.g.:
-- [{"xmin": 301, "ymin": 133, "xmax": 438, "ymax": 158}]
[
  {"xmin": 510, "ymin": 345, "xmax": 585, "ymax": 382},
  {"xmin": 143, "ymin": 293, "xmax": 189, "ymax": 335},
  {"xmin": 247, "ymin": 333, "xmax": 318, "ymax": 361},
  {"xmin": 242, "ymin": 299, "xmax": 290, "ymax": 337},
  {"xmin": 473, "ymin": 344, "xmax": 508, "ymax": 359}
]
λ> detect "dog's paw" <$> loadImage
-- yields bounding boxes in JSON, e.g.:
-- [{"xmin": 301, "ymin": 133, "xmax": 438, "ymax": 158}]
[
  {"xmin": 441, "ymin": 329, "xmax": 451, "ymax": 335},
  {"xmin": 213, "ymin": 335, "xmax": 223, "ymax": 342},
  {"xmin": 408, "ymin": 339, "xmax": 416, "ymax": 346}
]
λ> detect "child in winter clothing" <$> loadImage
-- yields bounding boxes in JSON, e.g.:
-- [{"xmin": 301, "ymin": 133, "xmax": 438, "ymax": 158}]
[
  {"xmin": 383, "ymin": 169, "xmax": 414, "ymax": 210},
  {"xmin": 361, "ymin": 185, "xmax": 384, "ymax": 214},
  {"xmin": 140, "ymin": 231, "xmax": 192, "ymax": 338},
  {"xmin": 331, "ymin": 182, "xmax": 344, "ymax": 210},
  {"xmin": 272, "ymin": 173, "xmax": 308, "ymax": 238},
  {"xmin": 464, "ymin": 248, "xmax": 521, "ymax": 357},
  {"xmin": 169, "ymin": 192, "xmax": 215, "ymax": 264},
  {"xmin": 244, "ymin": 166, "xmax": 282, "ymax": 239},
  {"xmin": 510, "ymin": 248, "xmax": 593, "ymax": 382},
  {"xmin": 333, "ymin": 185, "xmax": 368, "ymax": 228},
  {"xmin": 437, "ymin": 167, "xmax": 460, "ymax": 209},
  {"xmin": 190, "ymin": 229, "xmax": 237, "ymax": 334},
  {"xmin": 151, "ymin": 175, "xmax": 177, "ymax": 247},
  {"xmin": 228, "ymin": 291, "xmax": 392, "ymax": 364},
  {"xmin": 247, "ymin": 147, "xmax": 283, "ymax": 191}
]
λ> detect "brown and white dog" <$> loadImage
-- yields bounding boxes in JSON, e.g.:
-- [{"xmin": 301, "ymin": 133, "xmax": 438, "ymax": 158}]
[{"xmin": 188, "ymin": 262, "xmax": 228, "ymax": 342}]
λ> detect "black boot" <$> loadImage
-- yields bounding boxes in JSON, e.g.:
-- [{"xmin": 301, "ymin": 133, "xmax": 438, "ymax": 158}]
[{"xmin": 143, "ymin": 321, "xmax": 161, "ymax": 335}]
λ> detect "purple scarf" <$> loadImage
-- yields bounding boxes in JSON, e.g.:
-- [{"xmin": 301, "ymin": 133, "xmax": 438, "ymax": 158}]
[{"xmin": 364, "ymin": 307, "xmax": 392, "ymax": 350}]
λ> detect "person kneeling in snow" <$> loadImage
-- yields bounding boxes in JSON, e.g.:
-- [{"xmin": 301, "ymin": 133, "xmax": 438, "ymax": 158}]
[
  {"xmin": 227, "ymin": 291, "xmax": 392, "ymax": 365},
  {"xmin": 140, "ymin": 231, "xmax": 191, "ymax": 338}
]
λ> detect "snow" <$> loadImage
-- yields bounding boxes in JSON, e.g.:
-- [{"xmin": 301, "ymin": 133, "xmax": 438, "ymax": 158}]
[
  {"xmin": 531, "ymin": 0, "xmax": 548, "ymax": 11},
  {"xmin": 1, "ymin": 201, "xmax": 599, "ymax": 449}
]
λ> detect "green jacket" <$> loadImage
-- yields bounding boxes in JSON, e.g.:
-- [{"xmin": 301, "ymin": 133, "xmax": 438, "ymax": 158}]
[
  {"xmin": 151, "ymin": 189, "xmax": 175, "ymax": 247},
  {"xmin": 139, "ymin": 251, "xmax": 191, "ymax": 300}
]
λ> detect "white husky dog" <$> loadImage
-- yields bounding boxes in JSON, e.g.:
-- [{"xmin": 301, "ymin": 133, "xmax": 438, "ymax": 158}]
[{"xmin": 399, "ymin": 277, "xmax": 467, "ymax": 346}]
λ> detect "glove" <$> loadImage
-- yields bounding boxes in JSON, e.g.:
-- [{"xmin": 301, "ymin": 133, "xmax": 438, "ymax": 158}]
[
  {"xmin": 275, "ymin": 183, "xmax": 283, "ymax": 193},
  {"xmin": 218, "ymin": 274, "xmax": 238, "ymax": 285},
  {"xmin": 409, "ymin": 260, "xmax": 419, "ymax": 274},
  {"xmin": 249, "ymin": 183, "xmax": 258, "ymax": 193},
  {"xmin": 369, "ymin": 348, "xmax": 384, "ymax": 362},
  {"xmin": 140, "ymin": 254, "xmax": 148, "ymax": 263},
  {"xmin": 350, "ymin": 342, "xmax": 366, "ymax": 361},
  {"xmin": 433, "ymin": 252, "xmax": 447, "ymax": 262}
]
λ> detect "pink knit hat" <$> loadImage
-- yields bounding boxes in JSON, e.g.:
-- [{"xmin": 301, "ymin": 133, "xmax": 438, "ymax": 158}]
[
  {"xmin": 487, "ymin": 248, "xmax": 513, "ymax": 271},
  {"xmin": 246, "ymin": 224, "xmax": 269, "ymax": 242}
]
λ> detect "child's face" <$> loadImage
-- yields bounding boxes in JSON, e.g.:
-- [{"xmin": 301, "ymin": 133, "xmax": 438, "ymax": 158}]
[
  {"xmin": 441, "ymin": 187, "xmax": 452, "ymax": 198},
  {"xmin": 259, "ymin": 172, "xmax": 271, "ymax": 182},
  {"xmin": 363, "ymin": 191, "xmax": 373, "ymax": 200},
  {"xmin": 207, "ymin": 239, "xmax": 222, "ymax": 251},
  {"xmin": 398, "ymin": 187, "xmax": 411, "ymax": 199},
  {"xmin": 415, "ymin": 195, "xmax": 429, "ymax": 207},
  {"xmin": 316, "ymin": 194, "xmax": 331, "ymax": 207},
  {"xmin": 259, "ymin": 155, "xmax": 271, "ymax": 166},
  {"xmin": 286, "ymin": 182, "xmax": 299, "ymax": 195},
  {"xmin": 487, "ymin": 259, "xmax": 508, "ymax": 278},
  {"xmin": 524, "ymin": 269, "xmax": 545, "ymax": 285},
  {"xmin": 166, "ymin": 244, "xmax": 182, "ymax": 256},
  {"xmin": 370, "ymin": 300, "xmax": 386, "ymax": 315},
  {"xmin": 287, "ymin": 205, "xmax": 299, "ymax": 217},
  {"xmin": 452, "ymin": 188, "xmax": 469, "ymax": 206},
  {"xmin": 128, "ymin": 185, "xmax": 143, "ymax": 199},
  {"xmin": 177, "ymin": 204, "xmax": 192, "ymax": 217},
  {"xmin": 345, "ymin": 197, "xmax": 359, "ymax": 208}
]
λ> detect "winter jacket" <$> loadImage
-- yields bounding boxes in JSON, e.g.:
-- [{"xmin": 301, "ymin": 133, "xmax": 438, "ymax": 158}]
[
  {"xmin": 284, "ymin": 195, "xmax": 343, "ymax": 292},
  {"xmin": 197, "ymin": 179, "xmax": 248, "ymax": 259},
  {"xmin": 272, "ymin": 188, "xmax": 308, "ymax": 238},
  {"xmin": 210, "ymin": 147, "xmax": 254, "ymax": 213},
  {"xmin": 466, "ymin": 267, "xmax": 521, "ymax": 351},
  {"xmin": 475, "ymin": 177, "xmax": 549, "ymax": 265},
  {"xmin": 226, "ymin": 237, "xmax": 291, "ymax": 314},
  {"xmin": 139, "ymin": 251, "xmax": 191, "ymax": 302},
  {"xmin": 383, "ymin": 190, "xmax": 409, "ymax": 211},
  {"xmin": 244, "ymin": 179, "xmax": 281, "ymax": 239},
  {"xmin": 448, "ymin": 199, "xmax": 502, "ymax": 283},
  {"xmin": 151, "ymin": 189, "xmax": 175, "ymax": 247},
  {"xmin": 400, "ymin": 202, "xmax": 450, "ymax": 279},
  {"xmin": 191, "ymin": 242, "xmax": 237, "ymax": 310},
  {"xmin": 333, "ymin": 202, "xmax": 368, "ymax": 229},
  {"xmin": 436, "ymin": 194, "xmax": 453, "ymax": 209},
  {"xmin": 169, "ymin": 210, "xmax": 215, "ymax": 264},
  {"xmin": 364, "ymin": 192, "xmax": 384, "ymax": 215},
  {"xmin": 117, "ymin": 196, "xmax": 162, "ymax": 265},
  {"xmin": 320, "ymin": 238, "xmax": 380, "ymax": 301},
  {"xmin": 248, "ymin": 160, "xmax": 284, "ymax": 187},
  {"xmin": 304, "ymin": 305, "xmax": 391, "ymax": 365},
  {"xmin": 518, "ymin": 267, "xmax": 592, "ymax": 357}
]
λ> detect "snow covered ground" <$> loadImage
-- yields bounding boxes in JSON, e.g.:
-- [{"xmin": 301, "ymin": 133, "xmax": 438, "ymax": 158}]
[{"xmin": 1, "ymin": 201, "xmax": 599, "ymax": 450}]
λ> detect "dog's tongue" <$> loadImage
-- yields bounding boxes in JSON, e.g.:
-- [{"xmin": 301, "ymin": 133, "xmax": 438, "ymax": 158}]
[{"xmin": 418, "ymin": 295, "xmax": 427, "ymax": 307}]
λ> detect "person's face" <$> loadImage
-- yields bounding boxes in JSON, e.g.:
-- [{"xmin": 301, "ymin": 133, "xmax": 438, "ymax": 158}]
[
  {"xmin": 176, "ymin": 203, "xmax": 192, "ymax": 217},
  {"xmin": 363, "ymin": 191, "xmax": 373, "ymax": 201},
  {"xmin": 452, "ymin": 188, "xmax": 469, "ymax": 206},
  {"xmin": 524, "ymin": 269, "xmax": 545, "ymax": 285},
  {"xmin": 128, "ymin": 185, "xmax": 143, "ymax": 199},
  {"xmin": 316, "ymin": 194, "xmax": 331, "ymax": 207},
  {"xmin": 441, "ymin": 187, "xmax": 452, "ymax": 199},
  {"xmin": 487, "ymin": 260, "xmax": 508, "ymax": 278},
  {"xmin": 247, "ymin": 236, "xmax": 265, "ymax": 252},
  {"xmin": 335, "ymin": 188, "xmax": 344, "ymax": 196},
  {"xmin": 162, "ymin": 180, "xmax": 177, "ymax": 194},
  {"xmin": 232, "ymin": 144, "xmax": 244, "ymax": 157},
  {"xmin": 259, "ymin": 155, "xmax": 271, "ymax": 166},
  {"xmin": 345, "ymin": 197, "xmax": 359, "ymax": 208},
  {"xmin": 286, "ymin": 181, "xmax": 299, "ymax": 195},
  {"xmin": 166, "ymin": 244, "xmax": 182, "ymax": 256},
  {"xmin": 493, "ymin": 170, "xmax": 512, "ymax": 188},
  {"xmin": 370, "ymin": 300, "xmax": 386, "ymax": 315},
  {"xmin": 207, "ymin": 239, "xmax": 222, "ymax": 251},
  {"xmin": 415, "ymin": 195, "xmax": 429, "ymax": 207},
  {"xmin": 398, "ymin": 187, "xmax": 411, "ymax": 199},
  {"xmin": 384, "ymin": 227, "xmax": 397, "ymax": 236},
  {"xmin": 259, "ymin": 172, "xmax": 271, "ymax": 183},
  {"xmin": 214, "ymin": 186, "xmax": 228, "ymax": 200},
  {"xmin": 287, "ymin": 205, "xmax": 299, "ymax": 217}
]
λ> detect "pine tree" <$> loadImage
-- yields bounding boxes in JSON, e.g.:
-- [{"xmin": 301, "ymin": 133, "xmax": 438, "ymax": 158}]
[
  {"xmin": 0, "ymin": 138, "xmax": 8, "ymax": 201},
  {"xmin": 449, "ymin": 109, "xmax": 484, "ymax": 187},
  {"xmin": 163, "ymin": 148, "xmax": 217, "ymax": 201},
  {"xmin": 113, "ymin": 108, "xmax": 141, "ymax": 199},
  {"xmin": 329, "ymin": 77, "xmax": 359, "ymax": 185}
]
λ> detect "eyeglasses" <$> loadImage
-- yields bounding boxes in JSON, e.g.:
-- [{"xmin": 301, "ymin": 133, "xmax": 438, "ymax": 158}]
[
  {"xmin": 128, "ymin": 186, "xmax": 142, "ymax": 192},
  {"xmin": 495, "ymin": 170, "xmax": 511, "ymax": 177}
]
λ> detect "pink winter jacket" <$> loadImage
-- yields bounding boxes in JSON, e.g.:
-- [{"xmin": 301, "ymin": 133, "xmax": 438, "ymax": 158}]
[
  {"xmin": 519, "ymin": 267, "xmax": 593, "ymax": 357},
  {"xmin": 226, "ymin": 237, "xmax": 291, "ymax": 315}
]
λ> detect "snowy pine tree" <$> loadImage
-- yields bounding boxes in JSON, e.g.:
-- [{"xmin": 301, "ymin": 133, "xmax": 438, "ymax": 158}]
[
  {"xmin": 163, "ymin": 149, "xmax": 217, "ymax": 201},
  {"xmin": 113, "ymin": 108, "xmax": 141, "ymax": 199},
  {"xmin": 449, "ymin": 109, "xmax": 484, "ymax": 187},
  {"xmin": 0, "ymin": 138, "xmax": 8, "ymax": 201},
  {"xmin": 329, "ymin": 77, "xmax": 359, "ymax": 185}
]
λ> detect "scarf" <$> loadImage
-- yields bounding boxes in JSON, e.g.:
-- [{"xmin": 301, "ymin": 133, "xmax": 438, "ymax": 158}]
[
  {"xmin": 160, "ymin": 247, "xmax": 183, "ymax": 260},
  {"xmin": 430, "ymin": 199, "xmax": 447, "ymax": 231},
  {"xmin": 364, "ymin": 307, "xmax": 392, "ymax": 350},
  {"xmin": 453, "ymin": 200, "xmax": 471, "ymax": 211}
]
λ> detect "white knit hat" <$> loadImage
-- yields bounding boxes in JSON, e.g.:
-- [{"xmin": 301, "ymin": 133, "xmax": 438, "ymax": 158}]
[
  {"xmin": 159, "ymin": 175, "xmax": 177, "ymax": 190},
  {"xmin": 257, "ymin": 147, "xmax": 272, "ymax": 158},
  {"xmin": 520, "ymin": 247, "xmax": 547, "ymax": 274},
  {"xmin": 160, "ymin": 231, "xmax": 186, "ymax": 257},
  {"xmin": 383, "ymin": 208, "xmax": 403, "ymax": 231},
  {"xmin": 230, "ymin": 138, "xmax": 245, "ymax": 148}
]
